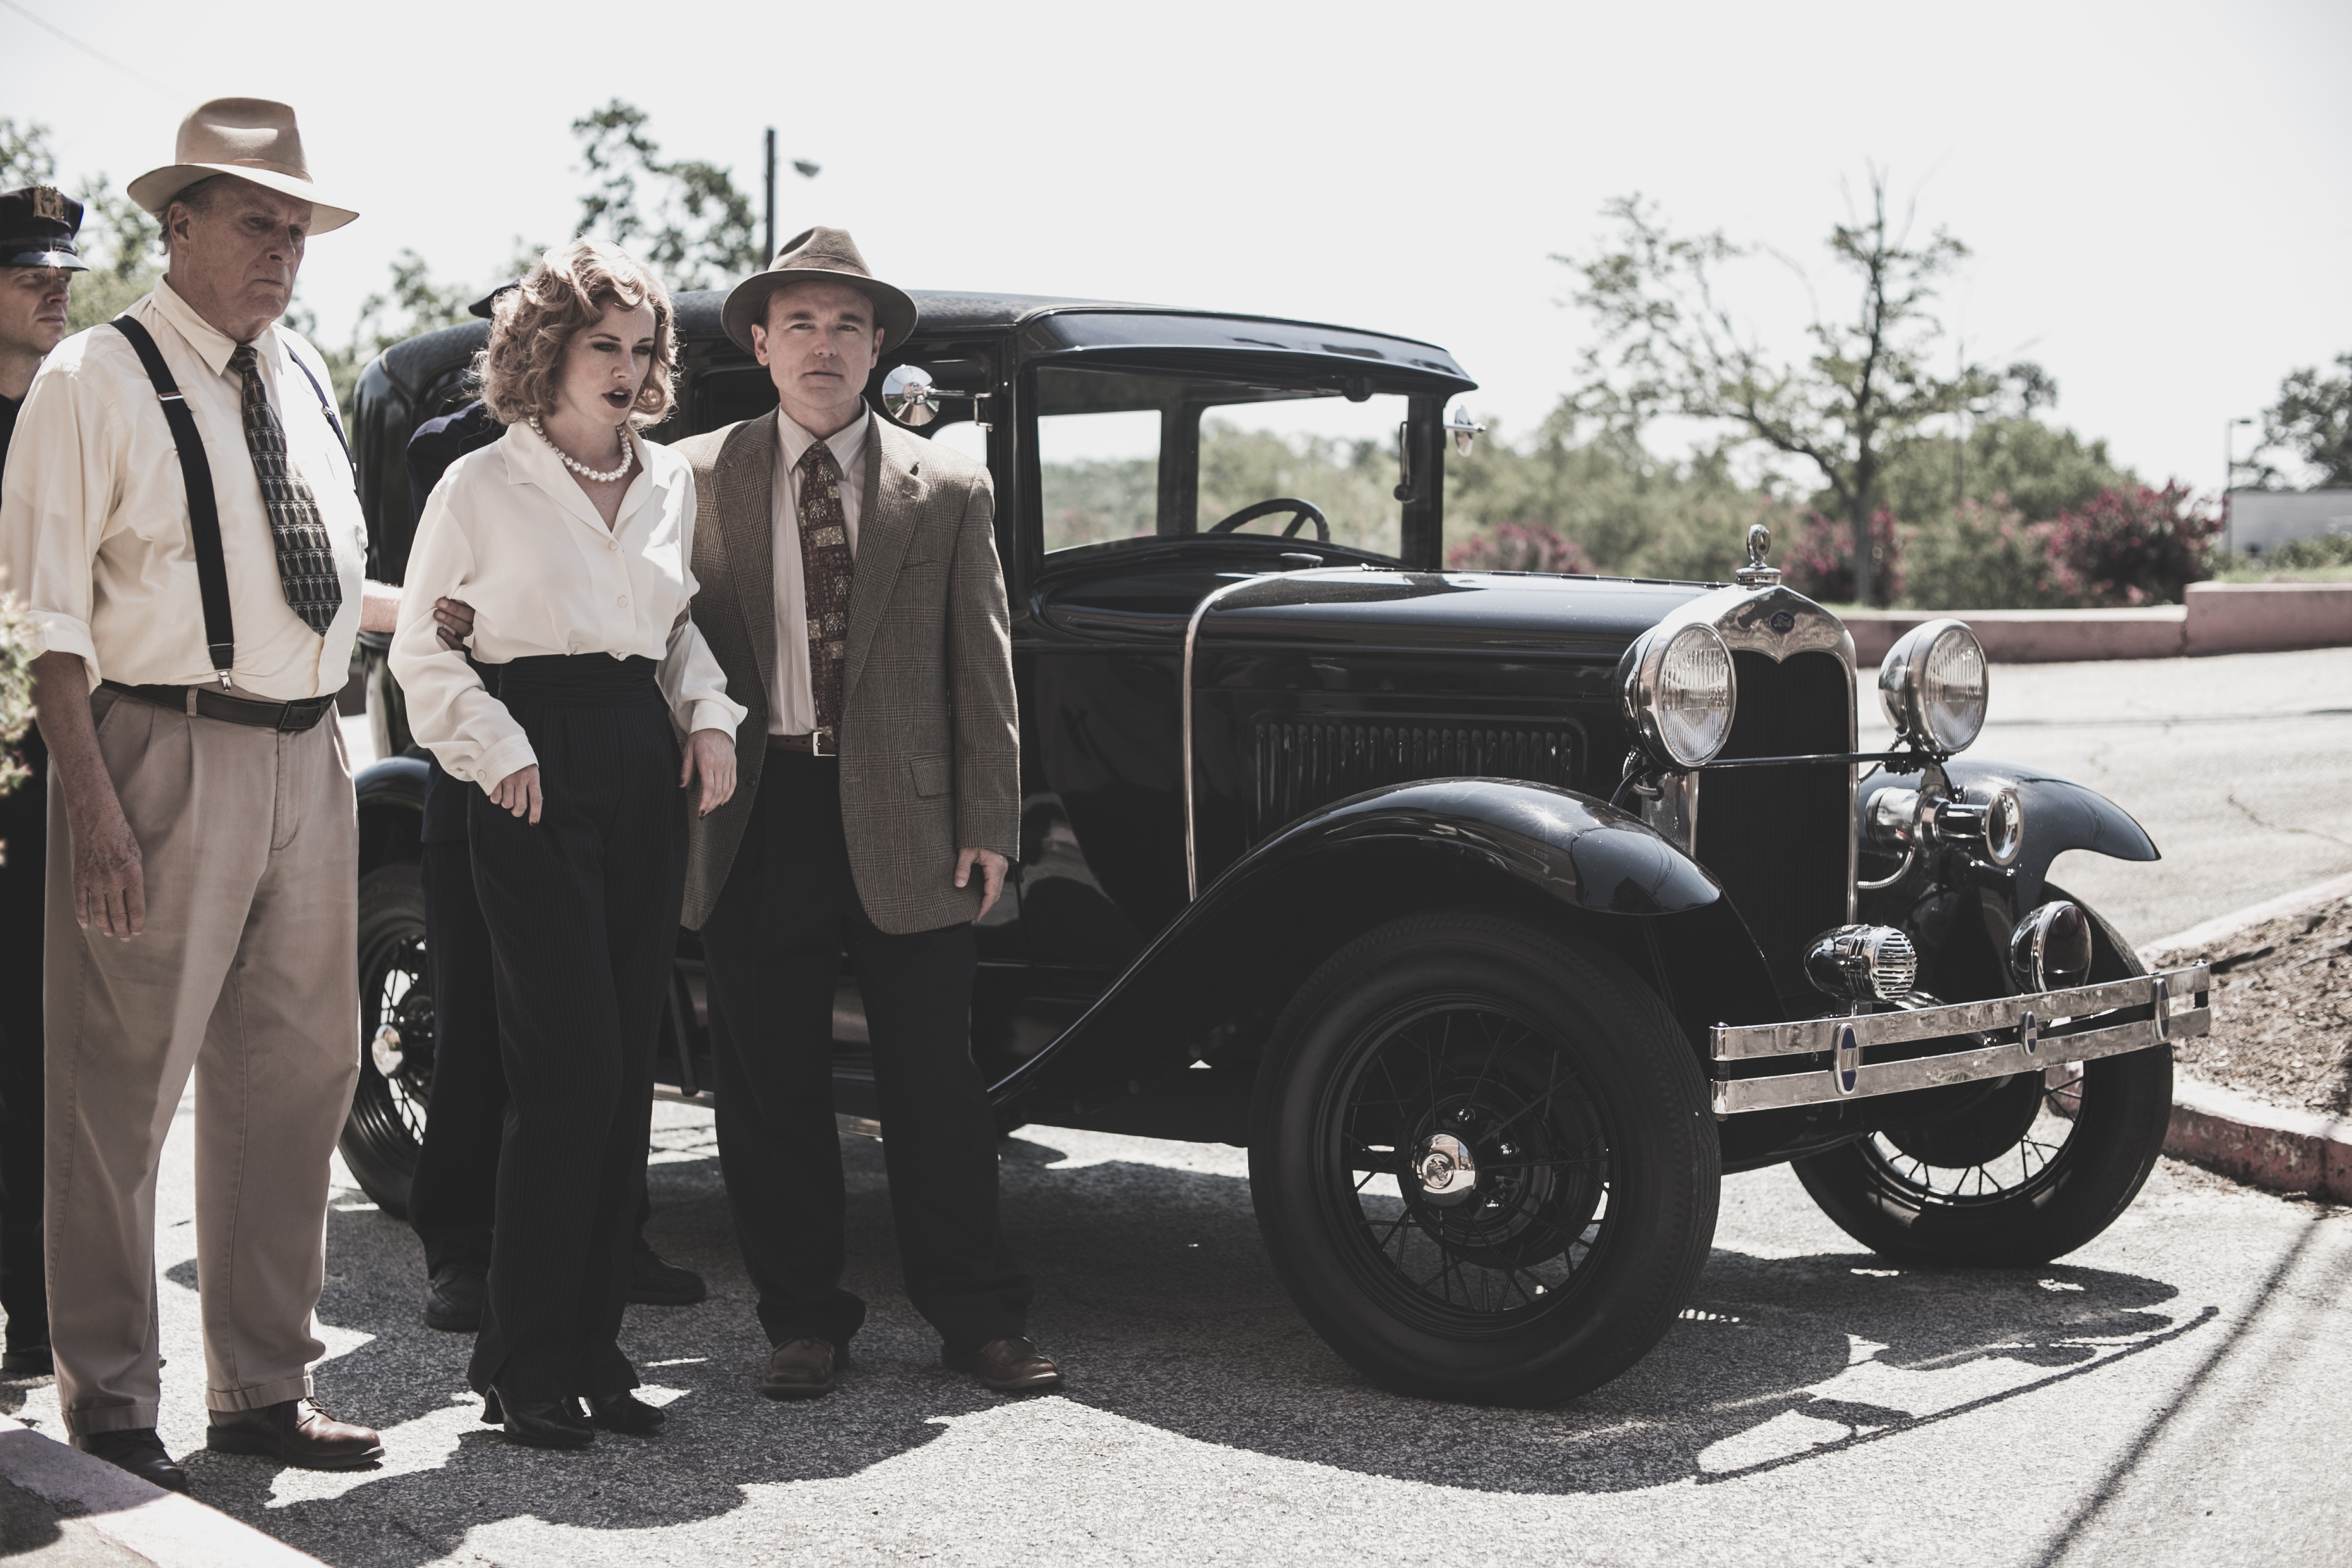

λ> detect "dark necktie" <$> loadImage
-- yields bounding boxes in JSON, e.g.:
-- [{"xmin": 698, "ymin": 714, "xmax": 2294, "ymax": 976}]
[
  {"xmin": 797, "ymin": 441, "xmax": 853, "ymax": 731},
  {"xmin": 229, "ymin": 344, "xmax": 342, "ymax": 635}
]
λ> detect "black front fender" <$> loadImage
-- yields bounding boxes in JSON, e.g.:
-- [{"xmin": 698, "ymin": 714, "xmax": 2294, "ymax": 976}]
[
  {"xmin": 356, "ymin": 755, "xmax": 426, "ymax": 876},
  {"xmin": 1865, "ymin": 759, "xmax": 2157, "ymax": 916},
  {"xmin": 994, "ymin": 778, "xmax": 1777, "ymax": 1124}
]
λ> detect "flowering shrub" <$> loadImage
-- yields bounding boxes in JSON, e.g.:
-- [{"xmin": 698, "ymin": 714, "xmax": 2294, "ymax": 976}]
[
  {"xmin": 1779, "ymin": 509, "xmax": 1902, "ymax": 606},
  {"xmin": 1447, "ymin": 522, "xmax": 1595, "ymax": 575},
  {"xmin": 2047, "ymin": 483, "xmax": 2220, "ymax": 606}
]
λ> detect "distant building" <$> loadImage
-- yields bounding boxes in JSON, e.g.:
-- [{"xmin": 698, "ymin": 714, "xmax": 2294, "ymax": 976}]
[{"xmin": 2226, "ymin": 488, "xmax": 2352, "ymax": 554}]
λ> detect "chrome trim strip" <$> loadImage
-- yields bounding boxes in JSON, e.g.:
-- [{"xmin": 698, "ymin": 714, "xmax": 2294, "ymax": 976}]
[
  {"xmin": 1181, "ymin": 575, "xmax": 1274, "ymax": 901},
  {"xmin": 1711, "ymin": 1003, "xmax": 2210, "ymax": 1116},
  {"xmin": 1708, "ymin": 965, "xmax": 2209, "ymax": 1060}
]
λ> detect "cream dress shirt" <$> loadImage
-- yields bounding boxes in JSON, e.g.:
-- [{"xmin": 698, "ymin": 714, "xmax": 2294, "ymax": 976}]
[
  {"xmin": 391, "ymin": 423, "xmax": 744, "ymax": 794},
  {"xmin": 768, "ymin": 407, "xmax": 868, "ymax": 736},
  {"xmin": 0, "ymin": 279, "xmax": 367, "ymax": 699}
]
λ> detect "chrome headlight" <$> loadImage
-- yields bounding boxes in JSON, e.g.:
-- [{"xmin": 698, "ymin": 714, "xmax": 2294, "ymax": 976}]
[
  {"xmin": 2009, "ymin": 901, "xmax": 2091, "ymax": 993},
  {"xmin": 1878, "ymin": 619, "xmax": 1988, "ymax": 754},
  {"xmin": 1620, "ymin": 622, "xmax": 1736, "ymax": 767}
]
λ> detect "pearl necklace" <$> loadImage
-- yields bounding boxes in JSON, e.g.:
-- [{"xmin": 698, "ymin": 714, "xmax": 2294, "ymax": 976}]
[{"xmin": 530, "ymin": 414, "xmax": 633, "ymax": 483}]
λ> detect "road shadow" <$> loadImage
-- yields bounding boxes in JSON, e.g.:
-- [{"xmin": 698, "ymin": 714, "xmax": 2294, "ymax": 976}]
[{"xmin": 174, "ymin": 1130, "xmax": 2209, "ymax": 1561}]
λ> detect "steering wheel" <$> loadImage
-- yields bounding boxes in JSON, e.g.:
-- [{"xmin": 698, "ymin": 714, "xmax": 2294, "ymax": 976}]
[{"xmin": 1207, "ymin": 497, "xmax": 1330, "ymax": 543}]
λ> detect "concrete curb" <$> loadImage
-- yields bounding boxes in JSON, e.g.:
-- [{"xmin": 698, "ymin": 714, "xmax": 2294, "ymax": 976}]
[
  {"xmin": 1843, "ymin": 581, "xmax": 2352, "ymax": 664},
  {"xmin": 0, "ymin": 1416, "xmax": 326, "ymax": 1567},
  {"xmin": 2136, "ymin": 872, "xmax": 2352, "ymax": 1205}
]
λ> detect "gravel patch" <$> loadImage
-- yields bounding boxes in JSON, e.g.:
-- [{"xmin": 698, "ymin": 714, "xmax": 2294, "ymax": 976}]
[{"xmin": 2153, "ymin": 895, "xmax": 2352, "ymax": 1118}]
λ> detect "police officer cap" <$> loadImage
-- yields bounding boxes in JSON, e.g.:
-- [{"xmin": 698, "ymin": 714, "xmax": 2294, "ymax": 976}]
[{"xmin": 0, "ymin": 186, "xmax": 91, "ymax": 272}]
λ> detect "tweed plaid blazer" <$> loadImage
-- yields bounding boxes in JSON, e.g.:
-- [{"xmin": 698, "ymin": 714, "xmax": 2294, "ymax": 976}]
[{"xmin": 671, "ymin": 408, "xmax": 1019, "ymax": 934}]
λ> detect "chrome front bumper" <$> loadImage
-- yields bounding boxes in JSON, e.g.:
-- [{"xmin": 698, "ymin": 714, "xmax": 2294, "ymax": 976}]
[{"xmin": 1707, "ymin": 964, "xmax": 2210, "ymax": 1116}]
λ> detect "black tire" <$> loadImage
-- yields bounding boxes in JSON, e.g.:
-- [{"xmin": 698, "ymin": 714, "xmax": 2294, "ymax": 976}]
[
  {"xmin": 339, "ymin": 861, "xmax": 435, "ymax": 1218},
  {"xmin": 1791, "ymin": 888, "xmax": 2173, "ymax": 1266},
  {"xmin": 1248, "ymin": 911, "xmax": 1720, "ymax": 1406}
]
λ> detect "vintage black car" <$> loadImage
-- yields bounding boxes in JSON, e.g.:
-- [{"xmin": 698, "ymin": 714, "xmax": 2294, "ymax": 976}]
[{"xmin": 340, "ymin": 287, "xmax": 2208, "ymax": 1406}]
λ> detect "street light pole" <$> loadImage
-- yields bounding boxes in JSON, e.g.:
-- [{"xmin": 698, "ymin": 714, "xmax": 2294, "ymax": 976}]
[
  {"xmin": 2224, "ymin": 417, "xmax": 2254, "ymax": 554},
  {"xmin": 763, "ymin": 127, "xmax": 777, "ymax": 262}
]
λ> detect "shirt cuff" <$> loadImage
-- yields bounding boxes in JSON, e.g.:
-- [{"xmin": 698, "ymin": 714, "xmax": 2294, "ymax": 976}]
[
  {"xmin": 686, "ymin": 699, "xmax": 742, "ymax": 737},
  {"xmin": 31, "ymin": 614, "xmax": 100, "ymax": 687},
  {"xmin": 468, "ymin": 734, "xmax": 539, "ymax": 795}
]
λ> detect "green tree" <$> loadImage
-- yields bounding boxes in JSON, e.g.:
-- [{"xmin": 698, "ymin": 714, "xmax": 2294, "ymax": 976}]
[
  {"xmin": 1561, "ymin": 172, "xmax": 1990, "ymax": 606},
  {"xmin": 2257, "ymin": 353, "xmax": 2352, "ymax": 487},
  {"xmin": 0, "ymin": 119, "xmax": 163, "ymax": 333},
  {"xmin": 571, "ymin": 101, "xmax": 762, "ymax": 293},
  {"xmin": 1876, "ymin": 413, "xmax": 2139, "ymax": 527}
]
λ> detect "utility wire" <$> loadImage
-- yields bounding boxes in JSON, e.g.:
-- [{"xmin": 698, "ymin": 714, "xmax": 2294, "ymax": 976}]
[{"xmin": 0, "ymin": 0, "xmax": 175, "ymax": 98}]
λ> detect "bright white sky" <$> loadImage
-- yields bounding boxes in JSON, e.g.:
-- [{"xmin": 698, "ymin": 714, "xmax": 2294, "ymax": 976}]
[{"xmin": 8, "ymin": 0, "xmax": 2347, "ymax": 496}]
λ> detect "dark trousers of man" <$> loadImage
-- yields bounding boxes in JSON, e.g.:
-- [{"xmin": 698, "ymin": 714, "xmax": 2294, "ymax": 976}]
[
  {"xmin": 0, "ymin": 731, "xmax": 46, "ymax": 1359},
  {"xmin": 464, "ymin": 657, "xmax": 682, "ymax": 1401},
  {"xmin": 702, "ymin": 750, "xmax": 1030, "ymax": 1354}
]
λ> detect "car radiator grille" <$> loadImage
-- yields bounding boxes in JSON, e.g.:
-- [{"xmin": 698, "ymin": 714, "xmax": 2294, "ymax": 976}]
[
  {"xmin": 1695, "ymin": 650, "xmax": 1853, "ymax": 1001},
  {"xmin": 1249, "ymin": 720, "xmax": 1579, "ymax": 845}
]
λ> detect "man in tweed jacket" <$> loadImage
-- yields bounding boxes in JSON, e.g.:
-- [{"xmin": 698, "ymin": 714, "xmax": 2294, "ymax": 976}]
[{"xmin": 673, "ymin": 229, "xmax": 1056, "ymax": 1399}]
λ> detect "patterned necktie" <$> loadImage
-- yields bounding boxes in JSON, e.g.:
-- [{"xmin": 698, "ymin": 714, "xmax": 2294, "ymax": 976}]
[
  {"xmin": 797, "ymin": 441, "xmax": 854, "ymax": 732},
  {"xmin": 229, "ymin": 344, "xmax": 342, "ymax": 635}
]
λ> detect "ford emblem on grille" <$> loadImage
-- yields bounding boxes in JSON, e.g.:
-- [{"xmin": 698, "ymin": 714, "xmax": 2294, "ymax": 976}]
[{"xmin": 1769, "ymin": 609, "xmax": 1796, "ymax": 634}]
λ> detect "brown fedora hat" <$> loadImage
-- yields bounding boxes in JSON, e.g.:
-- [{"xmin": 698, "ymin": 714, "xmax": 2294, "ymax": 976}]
[
  {"xmin": 721, "ymin": 226, "xmax": 917, "ymax": 354},
  {"xmin": 127, "ymin": 97, "xmax": 358, "ymax": 234}
]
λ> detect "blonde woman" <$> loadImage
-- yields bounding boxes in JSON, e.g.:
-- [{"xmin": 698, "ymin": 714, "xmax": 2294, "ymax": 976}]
[{"xmin": 391, "ymin": 241, "xmax": 742, "ymax": 1449}]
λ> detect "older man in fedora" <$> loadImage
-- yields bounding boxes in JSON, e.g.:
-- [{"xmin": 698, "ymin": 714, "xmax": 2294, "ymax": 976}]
[
  {"xmin": 677, "ymin": 228, "xmax": 1056, "ymax": 1399},
  {"xmin": 0, "ymin": 98, "xmax": 384, "ymax": 1490}
]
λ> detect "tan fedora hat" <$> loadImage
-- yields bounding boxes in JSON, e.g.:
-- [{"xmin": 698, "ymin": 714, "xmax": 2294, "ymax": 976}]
[
  {"xmin": 127, "ymin": 97, "xmax": 358, "ymax": 234},
  {"xmin": 721, "ymin": 226, "xmax": 917, "ymax": 354}
]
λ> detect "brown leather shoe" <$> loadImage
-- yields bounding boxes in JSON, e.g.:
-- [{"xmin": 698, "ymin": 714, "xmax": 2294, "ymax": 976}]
[
  {"xmin": 944, "ymin": 1336, "xmax": 1063, "ymax": 1393},
  {"xmin": 759, "ymin": 1338, "xmax": 840, "ymax": 1400},
  {"xmin": 206, "ymin": 1397, "xmax": 384, "ymax": 1470}
]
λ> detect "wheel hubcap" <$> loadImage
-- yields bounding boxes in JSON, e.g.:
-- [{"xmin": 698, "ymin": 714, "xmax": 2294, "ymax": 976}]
[{"xmin": 1413, "ymin": 1132, "xmax": 1479, "ymax": 1206}]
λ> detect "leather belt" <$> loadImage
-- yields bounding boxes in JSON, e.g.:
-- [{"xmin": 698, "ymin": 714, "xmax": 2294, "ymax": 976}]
[
  {"xmin": 767, "ymin": 728, "xmax": 836, "ymax": 756},
  {"xmin": 100, "ymin": 680, "xmax": 338, "ymax": 734}
]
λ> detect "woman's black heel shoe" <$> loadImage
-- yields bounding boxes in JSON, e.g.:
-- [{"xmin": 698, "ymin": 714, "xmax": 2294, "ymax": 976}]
[
  {"xmin": 582, "ymin": 1391, "xmax": 667, "ymax": 1435},
  {"xmin": 483, "ymin": 1384, "xmax": 595, "ymax": 1449}
]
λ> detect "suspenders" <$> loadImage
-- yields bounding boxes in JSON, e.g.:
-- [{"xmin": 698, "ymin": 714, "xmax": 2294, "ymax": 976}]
[
  {"xmin": 105, "ymin": 316, "xmax": 359, "ymax": 690},
  {"xmin": 107, "ymin": 317, "xmax": 235, "ymax": 688}
]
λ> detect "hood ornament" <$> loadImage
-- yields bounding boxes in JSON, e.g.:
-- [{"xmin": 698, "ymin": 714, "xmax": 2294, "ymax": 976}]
[{"xmin": 1734, "ymin": 522, "xmax": 1782, "ymax": 588}]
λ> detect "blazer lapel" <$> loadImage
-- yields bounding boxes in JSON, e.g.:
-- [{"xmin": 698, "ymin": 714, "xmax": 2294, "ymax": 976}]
[
  {"xmin": 843, "ymin": 420, "xmax": 924, "ymax": 704},
  {"xmin": 718, "ymin": 411, "xmax": 781, "ymax": 704}
]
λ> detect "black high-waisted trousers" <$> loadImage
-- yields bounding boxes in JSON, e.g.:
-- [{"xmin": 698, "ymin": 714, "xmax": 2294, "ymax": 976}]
[{"xmin": 464, "ymin": 654, "xmax": 683, "ymax": 1401}]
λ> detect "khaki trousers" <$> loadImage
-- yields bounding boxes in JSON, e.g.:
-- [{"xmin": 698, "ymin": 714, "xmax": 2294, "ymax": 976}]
[{"xmin": 44, "ymin": 687, "xmax": 358, "ymax": 1437}]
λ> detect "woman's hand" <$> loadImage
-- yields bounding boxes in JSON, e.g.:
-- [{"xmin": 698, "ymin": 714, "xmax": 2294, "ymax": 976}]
[
  {"xmin": 491, "ymin": 764, "xmax": 542, "ymax": 824},
  {"xmin": 680, "ymin": 728, "xmax": 736, "ymax": 818}
]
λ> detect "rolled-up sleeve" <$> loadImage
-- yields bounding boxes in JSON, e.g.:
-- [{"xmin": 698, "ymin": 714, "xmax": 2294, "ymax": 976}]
[
  {"xmin": 390, "ymin": 483, "xmax": 535, "ymax": 791},
  {"xmin": 656, "ymin": 483, "xmax": 744, "ymax": 739},
  {"xmin": 0, "ymin": 357, "xmax": 117, "ymax": 684}
]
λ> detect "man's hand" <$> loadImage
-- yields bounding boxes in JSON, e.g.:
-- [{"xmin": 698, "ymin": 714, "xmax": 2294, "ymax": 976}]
[
  {"xmin": 32, "ymin": 651, "xmax": 145, "ymax": 940},
  {"xmin": 490, "ymin": 763, "xmax": 542, "ymax": 824},
  {"xmin": 432, "ymin": 597, "xmax": 475, "ymax": 650},
  {"xmin": 679, "ymin": 728, "xmax": 736, "ymax": 818},
  {"xmin": 954, "ymin": 848, "xmax": 1009, "ymax": 922}
]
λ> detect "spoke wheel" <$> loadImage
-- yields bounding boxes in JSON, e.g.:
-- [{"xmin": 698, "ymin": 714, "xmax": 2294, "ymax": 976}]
[
  {"xmin": 339, "ymin": 861, "xmax": 435, "ymax": 1217},
  {"xmin": 1252, "ymin": 912, "xmax": 1717, "ymax": 1406},
  {"xmin": 1792, "ymin": 887, "xmax": 2172, "ymax": 1266}
]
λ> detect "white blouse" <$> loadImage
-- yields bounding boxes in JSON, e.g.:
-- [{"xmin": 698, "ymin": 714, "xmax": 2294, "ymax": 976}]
[{"xmin": 391, "ymin": 422, "xmax": 745, "ymax": 794}]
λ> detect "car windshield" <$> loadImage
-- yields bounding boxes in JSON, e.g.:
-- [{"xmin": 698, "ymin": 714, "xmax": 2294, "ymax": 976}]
[{"xmin": 1034, "ymin": 364, "xmax": 1408, "ymax": 560}]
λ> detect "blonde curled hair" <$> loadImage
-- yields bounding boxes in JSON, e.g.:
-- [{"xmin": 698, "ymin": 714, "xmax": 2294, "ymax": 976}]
[{"xmin": 476, "ymin": 240, "xmax": 676, "ymax": 426}]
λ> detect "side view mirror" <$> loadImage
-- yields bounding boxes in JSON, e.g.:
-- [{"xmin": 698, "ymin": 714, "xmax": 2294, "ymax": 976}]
[
  {"xmin": 882, "ymin": 364, "xmax": 939, "ymax": 427},
  {"xmin": 1444, "ymin": 405, "xmax": 1485, "ymax": 456}
]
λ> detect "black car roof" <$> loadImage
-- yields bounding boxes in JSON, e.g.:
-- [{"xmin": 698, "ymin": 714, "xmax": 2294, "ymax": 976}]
[{"xmin": 375, "ymin": 287, "xmax": 1474, "ymax": 402}]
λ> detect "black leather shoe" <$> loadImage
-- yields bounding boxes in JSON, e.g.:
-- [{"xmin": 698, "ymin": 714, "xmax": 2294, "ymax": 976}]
[
  {"xmin": 79, "ymin": 1429, "xmax": 189, "ymax": 1493},
  {"xmin": 758, "ymin": 1338, "xmax": 840, "ymax": 1400},
  {"xmin": 626, "ymin": 1245, "xmax": 705, "ymax": 1306},
  {"xmin": 944, "ymin": 1336, "xmax": 1064, "ymax": 1393},
  {"xmin": 484, "ymin": 1385, "xmax": 594, "ymax": 1449},
  {"xmin": 207, "ymin": 1397, "xmax": 384, "ymax": 1470},
  {"xmin": 423, "ymin": 1265, "xmax": 485, "ymax": 1332},
  {"xmin": 1, "ymin": 1343, "xmax": 52, "ymax": 1376},
  {"xmin": 581, "ymin": 1390, "xmax": 666, "ymax": 1434}
]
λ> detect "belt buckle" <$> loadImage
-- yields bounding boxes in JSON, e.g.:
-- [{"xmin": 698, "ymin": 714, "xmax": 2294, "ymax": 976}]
[{"xmin": 811, "ymin": 727, "xmax": 834, "ymax": 758}]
